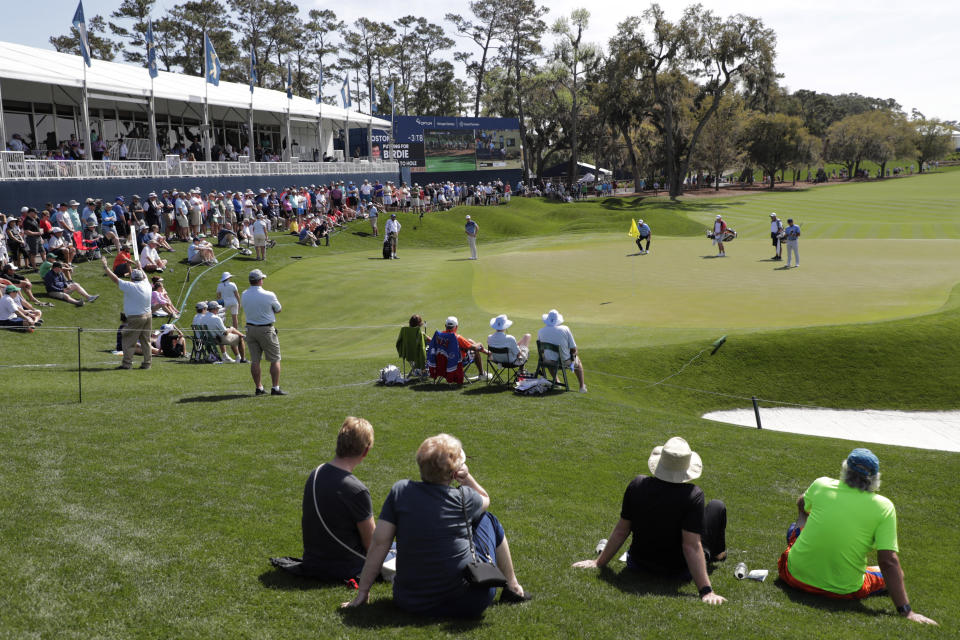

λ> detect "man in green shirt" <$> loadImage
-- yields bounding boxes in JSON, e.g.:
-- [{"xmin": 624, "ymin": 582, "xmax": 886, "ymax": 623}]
[{"xmin": 778, "ymin": 448, "xmax": 937, "ymax": 625}]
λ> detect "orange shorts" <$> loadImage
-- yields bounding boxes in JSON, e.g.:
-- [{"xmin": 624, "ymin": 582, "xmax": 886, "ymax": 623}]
[{"xmin": 778, "ymin": 536, "xmax": 886, "ymax": 599}]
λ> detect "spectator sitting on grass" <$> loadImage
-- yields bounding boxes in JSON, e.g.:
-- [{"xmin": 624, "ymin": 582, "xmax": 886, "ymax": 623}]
[
  {"xmin": 299, "ymin": 416, "xmax": 376, "ymax": 581},
  {"xmin": 202, "ymin": 300, "xmax": 247, "ymax": 363},
  {"xmin": 43, "ymin": 261, "xmax": 98, "ymax": 307},
  {"xmin": 297, "ymin": 219, "xmax": 319, "ymax": 247},
  {"xmin": 145, "ymin": 225, "xmax": 174, "ymax": 252},
  {"xmin": 115, "ymin": 313, "xmax": 161, "ymax": 357},
  {"xmin": 573, "ymin": 437, "xmax": 727, "ymax": 606},
  {"xmin": 112, "ymin": 244, "xmax": 136, "ymax": 278},
  {"xmin": 777, "ymin": 448, "xmax": 937, "ymax": 625},
  {"xmin": 187, "ymin": 236, "xmax": 217, "ymax": 266},
  {"xmin": 2, "ymin": 263, "xmax": 52, "ymax": 307},
  {"xmin": 158, "ymin": 323, "xmax": 186, "ymax": 358},
  {"xmin": 140, "ymin": 238, "xmax": 168, "ymax": 273},
  {"xmin": 150, "ymin": 276, "xmax": 179, "ymax": 319},
  {"xmin": 0, "ymin": 283, "xmax": 40, "ymax": 331},
  {"xmin": 45, "ymin": 228, "xmax": 76, "ymax": 265}
]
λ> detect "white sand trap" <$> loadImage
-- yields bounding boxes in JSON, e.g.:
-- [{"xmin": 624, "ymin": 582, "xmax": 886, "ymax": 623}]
[{"xmin": 702, "ymin": 408, "xmax": 960, "ymax": 452}]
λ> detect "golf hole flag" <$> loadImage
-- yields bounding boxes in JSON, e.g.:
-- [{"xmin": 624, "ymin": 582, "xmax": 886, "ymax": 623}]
[
  {"xmin": 72, "ymin": 0, "xmax": 91, "ymax": 67},
  {"xmin": 204, "ymin": 33, "xmax": 221, "ymax": 86},
  {"xmin": 628, "ymin": 219, "xmax": 641, "ymax": 238}
]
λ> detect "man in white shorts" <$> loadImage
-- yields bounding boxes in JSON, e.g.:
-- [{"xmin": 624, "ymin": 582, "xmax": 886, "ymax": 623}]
[
  {"xmin": 537, "ymin": 308, "xmax": 587, "ymax": 392},
  {"xmin": 487, "ymin": 314, "xmax": 530, "ymax": 367},
  {"xmin": 216, "ymin": 271, "xmax": 241, "ymax": 327}
]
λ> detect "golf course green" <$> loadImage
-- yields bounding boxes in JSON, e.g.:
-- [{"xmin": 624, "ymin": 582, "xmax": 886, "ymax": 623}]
[{"xmin": 2, "ymin": 170, "xmax": 958, "ymax": 638}]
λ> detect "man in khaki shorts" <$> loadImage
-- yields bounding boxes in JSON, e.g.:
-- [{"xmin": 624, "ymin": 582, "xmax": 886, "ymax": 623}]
[{"xmin": 241, "ymin": 268, "xmax": 285, "ymax": 395}]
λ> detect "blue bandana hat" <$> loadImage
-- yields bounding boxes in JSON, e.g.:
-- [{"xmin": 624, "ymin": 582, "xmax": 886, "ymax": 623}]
[{"xmin": 846, "ymin": 448, "xmax": 879, "ymax": 476}]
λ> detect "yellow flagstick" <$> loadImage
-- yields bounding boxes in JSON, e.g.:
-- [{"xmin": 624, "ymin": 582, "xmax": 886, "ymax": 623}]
[{"xmin": 628, "ymin": 219, "xmax": 641, "ymax": 239}]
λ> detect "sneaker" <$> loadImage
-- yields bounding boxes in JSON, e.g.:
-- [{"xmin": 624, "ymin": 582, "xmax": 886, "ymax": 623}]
[
  {"xmin": 579, "ymin": 385, "xmax": 588, "ymax": 393},
  {"xmin": 139, "ymin": 363, "xmax": 151, "ymax": 370},
  {"xmin": 255, "ymin": 387, "xmax": 267, "ymax": 396},
  {"xmin": 223, "ymin": 355, "xmax": 236, "ymax": 363},
  {"xmin": 270, "ymin": 387, "xmax": 288, "ymax": 396},
  {"xmin": 499, "ymin": 588, "xmax": 532, "ymax": 604},
  {"xmin": 86, "ymin": 295, "xmax": 99, "ymax": 303},
  {"xmin": 76, "ymin": 299, "xmax": 85, "ymax": 307},
  {"xmin": 238, "ymin": 358, "xmax": 249, "ymax": 363}
]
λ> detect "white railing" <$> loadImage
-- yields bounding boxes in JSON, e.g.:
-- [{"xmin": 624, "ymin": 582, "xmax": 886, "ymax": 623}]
[{"xmin": 0, "ymin": 152, "xmax": 398, "ymax": 181}]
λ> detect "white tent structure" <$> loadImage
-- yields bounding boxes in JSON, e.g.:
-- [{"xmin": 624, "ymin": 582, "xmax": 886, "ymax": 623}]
[{"xmin": 0, "ymin": 40, "xmax": 391, "ymax": 163}]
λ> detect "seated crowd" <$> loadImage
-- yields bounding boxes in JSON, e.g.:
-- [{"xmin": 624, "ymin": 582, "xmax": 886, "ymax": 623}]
[{"xmin": 288, "ymin": 418, "xmax": 936, "ymax": 624}]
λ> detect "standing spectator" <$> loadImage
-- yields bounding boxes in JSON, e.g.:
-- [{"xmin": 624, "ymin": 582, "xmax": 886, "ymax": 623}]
[
  {"xmin": 712, "ymin": 215, "xmax": 727, "ymax": 257},
  {"xmin": 21, "ymin": 208, "xmax": 46, "ymax": 267},
  {"xmin": 384, "ymin": 213, "xmax": 401, "ymax": 259},
  {"xmin": 43, "ymin": 261, "xmax": 98, "ymax": 307},
  {"xmin": 242, "ymin": 269, "xmax": 285, "ymax": 395},
  {"xmin": 367, "ymin": 203, "xmax": 379, "ymax": 237},
  {"xmin": 252, "ymin": 214, "xmax": 269, "ymax": 261},
  {"xmin": 101, "ymin": 257, "xmax": 153, "ymax": 369},
  {"xmin": 465, "ymin": 215, "xmax": 479, "ymax": 260},
  {"xmin": 216, "ymin": 271, "xmax": 241, "ymax": 328},
  {"xmin": 5, "ymin": 215, "xmax": 28, "ymax": 268}
]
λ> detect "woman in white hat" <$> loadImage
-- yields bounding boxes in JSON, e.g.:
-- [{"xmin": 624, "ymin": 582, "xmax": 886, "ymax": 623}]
[
  {"xmin": 573, "ymin": 436, "xmax": 727, "ymax": 605},
  {"xmin": 216, "ymin": 271, "xmax": 241, "ymax": 328},
  {"xmin": 486, "ymin": 314, "xmax": 530, "ymax": 367}
]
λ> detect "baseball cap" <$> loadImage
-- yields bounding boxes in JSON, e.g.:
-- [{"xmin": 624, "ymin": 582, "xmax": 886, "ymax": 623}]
[
  {"xmin": 465, "ymin": 215, "xmax": 471, "ymax": 220},
  {"xmin": 130, "ymin": 269, "xmax": 146, "ymax": 282},
  {"xmin": 5, "ymin": 284, "xmax": 20, "ymax": 293},
  {"xmin": 445, "ymin": 316, "xmax": 458, "ymax": 327},
  {"xmin": 770, "ymin": 212, "xmax": 777, "ymax": 217},
  {"xmin": 846, "ymin": 448, "xmax": 879, "ymax": 476},
  {"xmin": 206, "ymin": 300, "xmax": 220, "ymax": 310},
  {"xmin": 248, "ymin": 269, "xmax": 266, "ymax": 282},
  {"xmin": 195, "ymin": 301, "xmax": 207, "ymax": 311}
]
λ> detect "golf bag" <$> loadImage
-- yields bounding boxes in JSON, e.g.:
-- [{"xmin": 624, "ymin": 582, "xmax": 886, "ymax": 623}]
[{"xmin": 382, "ymin": 241, "xmax": 392, "ymax": 259}]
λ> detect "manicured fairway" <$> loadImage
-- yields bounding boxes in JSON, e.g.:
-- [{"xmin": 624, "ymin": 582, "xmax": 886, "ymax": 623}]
[{"xmin": 2, "ymin": 170, "xmax": 959, "ymax": 639}]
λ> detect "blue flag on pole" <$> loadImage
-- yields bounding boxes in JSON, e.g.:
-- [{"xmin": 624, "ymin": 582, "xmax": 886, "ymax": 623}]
[
  {"xmin": 340, "ymin": 74, "xmax": 351, "ymax": 109},
  {"xmin": 204, "ymin": 33, "xmax": 221, "ymax": 86},
  {"xmin": 387, "ymin": 81, "xmax": 394, "ymax": 106},
  {"xmin": 315, "ymin": 69, "xmax": 323, "ymax": 104},
  {"xmin": 249, "ymin": 45, "xmax": 257, "ymax": 93},
  {"xmin": 286, "ymin": 61, "xmax": 293, "ymax": 99},
  {"xmin": 72, "ymin": 0, "xmax": 91, "ymax": 67},
  {"xmin": 146, "ymin": 20, "xmax": 158, "ymax": 78},
  {"xmin": 369, "ymin": 77, "xmax": 377, "ymax": 114}
]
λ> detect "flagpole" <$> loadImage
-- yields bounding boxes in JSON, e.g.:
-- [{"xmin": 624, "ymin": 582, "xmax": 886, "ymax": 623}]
[
  {"xmin": 149, "ymin": 74, "xmax": 158, "ymax": 161},
  {"xmin": 316, "ymin": 72, "xmax": 323, "ymax": 162},
  {"xmin": 81, "ymin": 59, "xmax": 92, "ymax": 163},
  {"xmin": 203, "ymin": 33, "xmax": 212, "ymax": 163},
  {"xmin": 390, "ymin": 84, "xmax": 395, "ymax": 169}
]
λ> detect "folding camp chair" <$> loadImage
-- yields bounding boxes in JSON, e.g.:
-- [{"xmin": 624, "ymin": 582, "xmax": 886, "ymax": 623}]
[
  {"xmin": 188, "ymin": 324, "xmax": 221, "ymax": 363},
  {"xmin": 395, "ymin": 325, "xmax": 427, "ymax": 379},
  {"xmin": 426, "ymin": 330, "xmax": 465, "ymax": 385},
  {"xmin": 486, "ymin": 346, "xmax": 524, "ymax": 386},
  {"xmin": 534, "ymin": 340, "xmax": 570, "ymax": 391}
]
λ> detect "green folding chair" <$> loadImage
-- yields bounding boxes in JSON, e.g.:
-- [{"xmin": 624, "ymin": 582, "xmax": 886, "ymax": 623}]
[
  {"xmin": 534, "ymin": 340, "xmax": 569, "ymax": 391},
  {"xmin": 189, "ymin": 324, "xmax": 221, "ymax": 363}
]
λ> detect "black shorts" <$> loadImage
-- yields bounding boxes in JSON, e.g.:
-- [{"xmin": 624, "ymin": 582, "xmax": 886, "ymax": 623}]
[{"xmin": 771, "ymin": 232, "xmax": 780, "ymax": 247}]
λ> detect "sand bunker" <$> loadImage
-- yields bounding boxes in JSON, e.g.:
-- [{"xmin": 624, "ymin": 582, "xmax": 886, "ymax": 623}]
[{"xmin": 702, "ymin": 408, "xmax": 960, "ymax": 452}]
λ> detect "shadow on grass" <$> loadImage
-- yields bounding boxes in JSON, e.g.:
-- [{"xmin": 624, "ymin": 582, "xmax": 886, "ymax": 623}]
[
  {"xmin": 257, "ymin": 568, "xmax": 345, "ymax": 591},
  {"xmin": 598, "ymin": 564, "xmax": 717, "ymax": 599},
  {"xmin": 773, "ymin": 578, "xmax": 884, "ymax": 617},
  {"xmin": 338, "ymin": 599, "xmax": 487, "ymax": 633},
  {"xmin": 446, "ymin": 258, "xmax": 474, "ymax": 262},
  {"xmin": 353, "ymin": 231, "xmax": 372, "ymax": 237},
  {"xmin": 410, "ymin": 383, "xmax": 464, "ymax": 392},
  {"xmin": 462, "ymin": 384, "xmax": 512, "ymax": 395},
  {"xmin": 178, "ymin": 393, "xmax": 251, "ymax": 403}
]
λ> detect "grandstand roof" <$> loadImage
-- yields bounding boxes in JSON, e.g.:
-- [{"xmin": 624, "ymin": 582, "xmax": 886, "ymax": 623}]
[{"xmin": 0, "ymin": 41, "xmax": 389, "ymax": 128}]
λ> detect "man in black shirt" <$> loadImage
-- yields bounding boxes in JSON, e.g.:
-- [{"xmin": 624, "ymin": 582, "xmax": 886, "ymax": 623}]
[
  {"xmin": 573, "ymin": 437, "xmax": 727, "ymax": 605},
  {"xmin": 301, "ymin": 416, "xmax": 376, "ymax": 580}
]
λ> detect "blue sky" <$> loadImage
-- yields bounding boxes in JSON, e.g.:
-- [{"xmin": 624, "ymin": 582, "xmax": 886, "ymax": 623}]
[{"xmin": 5, "ymin": 0, "xmax": 957, "ymax": 120}]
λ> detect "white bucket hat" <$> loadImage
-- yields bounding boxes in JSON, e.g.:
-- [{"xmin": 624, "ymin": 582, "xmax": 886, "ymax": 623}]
[
  {"xmin": 648, "ymin": 437, "xmax": 702, "ymax": 483},
  {"xmin": 220, "ymin": 272, "xmax": 232, "ymax": 282},
  {"xmin": 542, "ymin": 309, "xmax": 564, "ymax": 326},
  {"xmin": 490, "ymin": 314, "xmax": 513, "ymax": 331}
]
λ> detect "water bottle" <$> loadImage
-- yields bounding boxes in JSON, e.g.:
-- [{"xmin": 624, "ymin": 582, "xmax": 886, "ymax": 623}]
[
  {"xmin": 595, "ymin": 539, "xmax": 607, "ymax": 555},
  {"xmin": 734, "ymin": 562, "xmax": 747, "ymax": 579}
]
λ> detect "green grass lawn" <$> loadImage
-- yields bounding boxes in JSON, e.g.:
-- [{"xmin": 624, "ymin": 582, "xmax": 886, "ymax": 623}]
[
  {"xmin": 2, "ymin": 170, "xmax": 959, "ymax": 638},
  {"xmin": 425, "ymin": 154, "xmax": 477, "ymax": 172}
]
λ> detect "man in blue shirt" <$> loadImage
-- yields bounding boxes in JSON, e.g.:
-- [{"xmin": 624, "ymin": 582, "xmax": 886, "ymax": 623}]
[
  {"xmin": 635, "ymin": 219, "xmax": 651, "ymax": 254},
  {"xmin": 784, "ymin": 218, "xmax": 801, "ymax": 268}
]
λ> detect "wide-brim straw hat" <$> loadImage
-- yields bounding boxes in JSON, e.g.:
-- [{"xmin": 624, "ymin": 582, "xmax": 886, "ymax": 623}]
[
  {"xmin": 490, "ymin": 314, "xmax": 513, "ymax": 331},
  {"xmin": 542, "ymin": 309, "xmax": 563, "ymax": 326},
  {"xmin": 648, "ymin": 437, "xmax": 702, "ymax": 483}
]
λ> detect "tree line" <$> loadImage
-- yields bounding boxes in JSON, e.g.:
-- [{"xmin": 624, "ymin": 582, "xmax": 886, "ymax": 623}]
[{"xmin": 49, "ymin": 0, "xmax": 957, "ymax": 195}]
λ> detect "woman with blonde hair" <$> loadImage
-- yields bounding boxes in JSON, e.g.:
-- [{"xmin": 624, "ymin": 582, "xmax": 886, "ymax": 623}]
[{"xmin": 344, "ymin": 433, "xmax": 530, "ymax": 616}]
